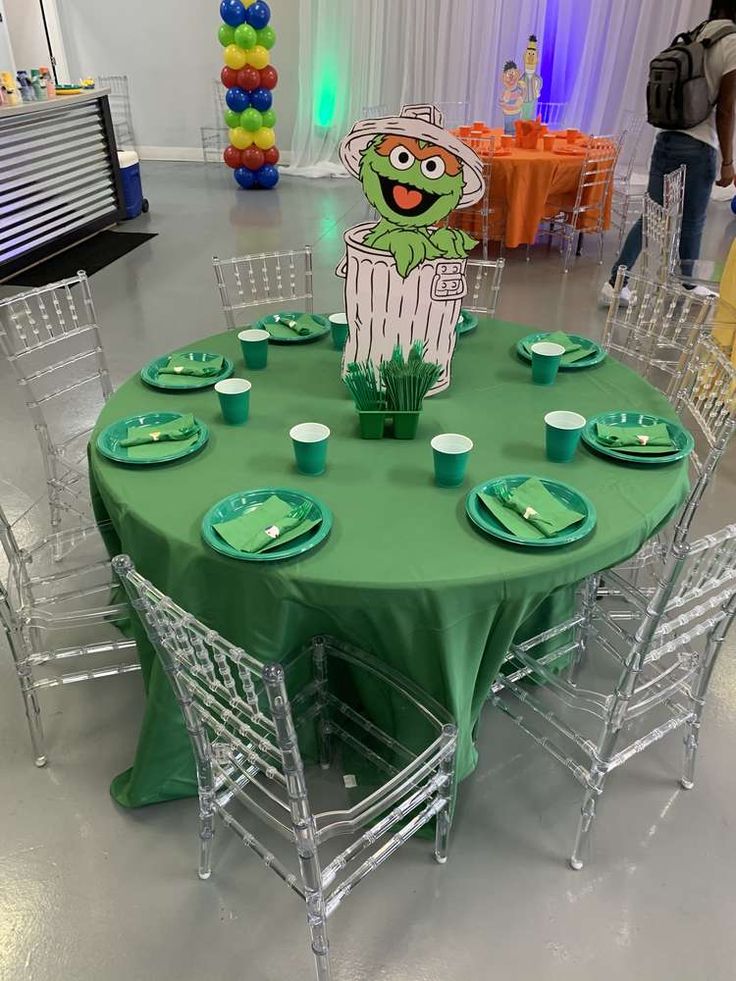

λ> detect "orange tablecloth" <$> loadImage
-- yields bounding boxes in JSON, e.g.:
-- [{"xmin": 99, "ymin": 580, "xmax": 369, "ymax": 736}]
[{"xmin": 450, "ymin": 127, "xmax": 613, "ymax": 249}]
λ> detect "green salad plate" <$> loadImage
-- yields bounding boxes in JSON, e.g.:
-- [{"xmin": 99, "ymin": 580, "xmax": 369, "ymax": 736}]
[
  {"xmin": 202, "ymin": 487, "xmax": 333, "ymax": 562},
  {"xmin": 96, "ymin": 411, "xmax": 209, "ymax": 465},
  {"xmin": 582, "ymin": 411, "xmax": 694, "ymax": 465},
  {"xmin": 140, "ymin": 351, "xmax": 234, "ymax": 390},
  {"xmin": 466, "ymin": 474, "xmax": 597, "ymax": 548},
  {"xmin": 516, "ymin": 332, "xmax": 606, "ymax": 369},
  {"xmin": 254, "ymin": 311, "xmax": 331, "ymax": 344},
  {"xmin": 455, "ymin": 309, "xmax": 479, "ymax": 335}
]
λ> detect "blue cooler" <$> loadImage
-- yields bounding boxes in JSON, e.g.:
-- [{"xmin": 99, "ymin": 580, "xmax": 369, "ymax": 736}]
[{"xmin": 117, "ymin": 150, "xmax": 149, "ymax": 219}]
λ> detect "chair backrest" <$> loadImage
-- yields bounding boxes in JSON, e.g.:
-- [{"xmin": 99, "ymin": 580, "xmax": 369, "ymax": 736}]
[
  {"xmin": 0, "ymin": 271, "xmax": 113, "ymax": 455},
  {"xmin": 435, "ymin": 101, "xmax": 469, "ymax": 130},
  {"xmin": 98, "ymin": 74, "xmax": 136, "ymax": 150},
  {"xmin": 361, "ymin": 104, "xmax": 390, "ymax": 119},
  {"xmin": 602, "ymin": 268, "xmax": 714, "ymax": 402},
  {"xmin": 212, "ymin": 78, "xmax": 227, "ymax": 130},
  {"xmin": 641, "ymin": 165, "xmax": 685, "ymax": 285},
  {"xmin": 464, "ymin": 258, "xmax": 505, "ymax": 318},
  {"xmin": 570, "ymin": 134, "xmax": 623, "ymax": 227},
  {"xmin": 537, "ymin": 102, "xmax": 567, "ymax": 128},
  {"xmin": 212, "ymin": 248, "xmax": 314, "ymax": 329},
  {"xmin": 616, "ymin": 111, "xmax": 647, "ymax": 183}
]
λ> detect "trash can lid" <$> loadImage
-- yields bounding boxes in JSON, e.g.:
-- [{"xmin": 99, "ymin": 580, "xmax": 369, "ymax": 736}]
[{"xmin": 117, "ymin": 150, "xmax": 140, "ymax": 168}]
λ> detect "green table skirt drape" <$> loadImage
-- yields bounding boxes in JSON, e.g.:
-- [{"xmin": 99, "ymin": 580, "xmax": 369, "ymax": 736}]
[{"xmin": 90, "ymin": 320, "xmax": 689, "ymax": 807}]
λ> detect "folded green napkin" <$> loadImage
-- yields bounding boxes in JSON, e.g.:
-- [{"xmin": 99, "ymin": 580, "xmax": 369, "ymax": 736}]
[
  {"xmin": 121, "ymin": 414, "xmax": 201, "ymax": 461},
  {"xmin": 479, "ymin": 478, "xmax": 585, "ymax": 539},
  {"xmin": 525, "ymin": 331, "xmax": 593, "ymax": 365},
  {"xmin": 158, "ymin": 354, "xmax": 224, "ymax": 377},
  {"xmin": 213, "ymin": 495, "xmax": 321, "ymax": 554},
  {"xmin": 266, "ymin": 313, "xmax": 322, "ymax": 338},
  {"xmin": 595, "ymin": 421, "xmax": 675, "ymax": 455}
]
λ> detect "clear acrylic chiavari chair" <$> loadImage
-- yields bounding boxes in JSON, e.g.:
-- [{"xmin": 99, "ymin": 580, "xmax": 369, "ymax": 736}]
[
  {"xmin": 113, "ymin": 556, "xmax": 457, "ymax": 981},
  {"xmin": 212, "ymin": 248, "xmax": 314, "ymax": 330},
  {"xmin": 612, "ymin": 111, "xmax": 648, "ymax": 248},
  {"xmin": 463, "ymin": 258, "xmax": 506, "ymax": 319},
  {"xmin": 97, "ymin": 74, "xmax": 136, "ymax": 150},
  {"xmin": 543, "ymin": 134, "xmax": 624, "ymax": 272},
  {"xmin": 435, "ymin": 100, "xmax": 470, "ymax": 130},
  {"xmin": 201, "ymin": 78, "xmax": 229, "ymax": 165},
  {"xmin": 0, "ymin": 498, "xmax": 140, "ymax": 766},
  {"xmin": 0, "ymin": 272, "xmax": 113, "ymax": 540},
  {"xmin": 536, "ymin": 101, "xmax": 568, "ymax": 128},
  {"xmin": 641, "ymin": 164, "xmax": 686, "ymax": 286}
]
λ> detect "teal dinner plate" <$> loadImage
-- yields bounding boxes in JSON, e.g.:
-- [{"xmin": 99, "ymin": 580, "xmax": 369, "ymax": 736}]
[
  {"xmin": 96, "ymin": 412, "xmax": 209, "ymax": 466},
  {"xmin": 140, "ymin": 351, "xmax": 234, "ymax": 390},
  {"xmin": 582, "ymin": 411, "xmax": 694, "ymax": 465},
  {"xmin": 254, "ymin": 311, "xmax": 331, "ymax": 344},
  {"xmin": 201, "ymin": 487, "xmax": 333, "ymax": 562},
  {"xmin": 516, "ymin": 332, "xmax": 606, "ymax": 369},
  {"xmin": 466, "ymin": 474, "xmax": 597, "ymax": 548},
  {"xmin": 456, "ymin": 309, "xmax": 479, "ymax": 335}
]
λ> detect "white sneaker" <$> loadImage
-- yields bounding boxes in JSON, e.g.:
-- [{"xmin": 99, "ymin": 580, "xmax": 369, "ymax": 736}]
[
  {"xmin": 691, "ymin": 284, "xmax": 719, "ymax": 299},
  {"xmin": 598, "ymin": 282, "xmax": 634, "ymax": 308}
]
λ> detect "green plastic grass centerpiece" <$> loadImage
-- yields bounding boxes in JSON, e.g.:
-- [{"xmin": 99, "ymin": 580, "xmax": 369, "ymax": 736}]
[{"xmin": 344, "ymin": 342, "xmax": 441, "ymax": 439}]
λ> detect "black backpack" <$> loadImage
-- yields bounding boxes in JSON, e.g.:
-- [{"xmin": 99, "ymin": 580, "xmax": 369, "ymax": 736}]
[{"xmin": 647, "ymin": 20, "xmax": 736, "ymax": 130}]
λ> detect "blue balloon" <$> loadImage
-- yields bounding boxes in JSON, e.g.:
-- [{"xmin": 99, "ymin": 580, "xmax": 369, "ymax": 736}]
[
  {"xmin": 731, "ymin": 195, "xmax": 736, "ymax": 216},
  {"xmin": 245, "ymin": 0, "xmax": 270, "ymax": 30},
  {"xmin": 235, "ymin": 166, "xmax": 257, "ymax": 189},
  {"xmin": 249, "ymin": 87, "xmax": 272, "ymax": 113},
  {"xmin": 256, "ymin": 164, "xmax": 279, "ymax": 189},
  {"xmin": 226, "ymin": 87, "xmax": 250, "ymax": 113},
  {"xmin": 220, "ymin": 0, "xmax": 246, "ymax": 27}
]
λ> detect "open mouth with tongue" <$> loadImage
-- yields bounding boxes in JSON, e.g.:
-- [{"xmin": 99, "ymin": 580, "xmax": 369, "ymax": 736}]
[{"xmin": 378, "ymin": 175, "xmax": 440, "ymax": 218}]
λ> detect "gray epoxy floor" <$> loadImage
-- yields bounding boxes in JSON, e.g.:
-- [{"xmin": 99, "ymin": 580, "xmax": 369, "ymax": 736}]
[{"xmin": 1, "ymin": 162, "xmax": 736, "ymax": 981}]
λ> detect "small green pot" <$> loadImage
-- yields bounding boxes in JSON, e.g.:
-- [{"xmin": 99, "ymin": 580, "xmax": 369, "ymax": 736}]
[
  {"xmin": 391, "ymin": 411, "xmax": 421, "ymax": 440},
  {"xmin": 357, "ymin": 411, "xmax": 386, "ymax": 439}
]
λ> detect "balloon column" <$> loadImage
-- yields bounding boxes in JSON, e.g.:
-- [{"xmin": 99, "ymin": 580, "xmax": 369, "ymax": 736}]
[{"xmin": 219, "ymin": 0, "xmax": 279, "ymax": 190}]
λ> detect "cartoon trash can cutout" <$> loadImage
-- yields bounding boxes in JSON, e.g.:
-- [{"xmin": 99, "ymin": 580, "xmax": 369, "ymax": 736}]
[{"xmin": 337, "ymin": 104, "xmax": 485, "ymax": 397}]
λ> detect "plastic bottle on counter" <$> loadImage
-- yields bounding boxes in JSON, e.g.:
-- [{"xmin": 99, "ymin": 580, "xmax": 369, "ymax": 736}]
[
  {"xmin": 0, "ymin": 72, "xmax": 21, "ymax": 105},
  {"xmin": 16, "ymin": 71, "xmax": 35, "ymax": 102},
  {"xmin": 30, "ymin": 69, "xmax": 45, "ymax": 101},
  {"xmin": 40, "ymin": 67, "xmax": 55, "ymax": 99}
]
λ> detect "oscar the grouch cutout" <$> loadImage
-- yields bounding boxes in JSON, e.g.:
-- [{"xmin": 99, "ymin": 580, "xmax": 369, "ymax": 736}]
[{"xmin": 337, "ymin": 104, "xmax": 484, "ymax": 396}]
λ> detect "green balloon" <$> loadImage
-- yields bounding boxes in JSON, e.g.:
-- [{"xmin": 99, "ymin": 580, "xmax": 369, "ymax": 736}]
[
  {"xmin": 224, "ymin": 108, "xmax": 241, "ymax": 129},
  {"xmin": 256, "ymin": 26, "xmax": 276, "ymax": 50},
  {"xmin": 218, "ymin": 23, "xmax": 235, "ymax": 47},
  {"xmin": 234, "ymin": 23, "xmax": 257, "ymax": 50},
  {"xmin": 241, "ymin": 108, "xmax": 263, "ymax": 132},
  {"xmin": 261, "ymin": 108, "xmax": 276, "ymax": 128}
]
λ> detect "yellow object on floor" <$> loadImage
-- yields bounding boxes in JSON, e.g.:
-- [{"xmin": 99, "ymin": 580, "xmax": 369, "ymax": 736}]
[{"xmin": 714, "ymin": 239, "xmax": 736, "ymax": 362}]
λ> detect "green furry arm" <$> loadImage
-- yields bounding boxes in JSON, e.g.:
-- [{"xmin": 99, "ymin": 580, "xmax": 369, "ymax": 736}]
[{"xmin": 430, "ymin": 227, "xmax": 478, "ymax": 259}]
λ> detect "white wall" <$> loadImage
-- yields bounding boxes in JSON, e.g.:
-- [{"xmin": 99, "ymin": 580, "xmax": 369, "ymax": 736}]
[
  {"xmin": 0, "ymin": 0, "xmax": 17, "ymax": 74},
  {"xmin": 56, "ymin": 0, "xmax": 300, "ymax": 157},
  {"xmin": 4, "ymin": 0, "xmax": 52, "ymax": 69}
]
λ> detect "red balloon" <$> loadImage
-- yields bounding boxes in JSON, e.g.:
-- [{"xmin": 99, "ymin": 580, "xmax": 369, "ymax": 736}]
[
  {"xmin": 221, "ymin": 66, "xmax": 239, "ymax": 89},
  {"xmin": 236, "ymin": 66, "xmax": 261, "ymax": 91},
  {"xmin": 224, "ymin": 145, "xmax": 243, "ymax": 169},
  {"xmin": 259, "ymin": 65, "xmax": 278, "ymax": 90},
  {"xmin": 263, "ymin": 145, "xmax": 280, "ymax": 165},
  {"xmin": 242, "ymin": 146, "xmax": 265, "ymax": 169}
]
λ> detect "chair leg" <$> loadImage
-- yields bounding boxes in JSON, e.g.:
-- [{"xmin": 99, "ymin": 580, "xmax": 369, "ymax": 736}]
[
  {"xmin": 306, "ymin": 895, "xmax": 331, "ymax": 981},
  {"xmin": 20, "ymin": 674, "xmax": 47, "ymax": 767},
  {"xmin": 434, "ymin": 724, "xmax": 457, "ymax": 864},
  {"xmin": 681, "ymin": 620, "xmax": 729, "ymax": 790},
  {"xmin": 568, "ymin": 574, "xmax": 600, "ymax": 686},
  {"xmin": 198, "ymin": 788, "xmax": 216, "ymax": 879},
  {"xmin": 312, "ymin": 638, "xmax": 332, "ymax": 770},
  {"xmin": 570, "ymin": 771, "xmax": 607, "ymax": 870}
]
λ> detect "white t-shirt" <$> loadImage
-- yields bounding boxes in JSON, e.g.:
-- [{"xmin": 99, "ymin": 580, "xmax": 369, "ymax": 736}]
[{"xmin": 675, "ymin": 20, "xmax": 736, "ymax": 150}]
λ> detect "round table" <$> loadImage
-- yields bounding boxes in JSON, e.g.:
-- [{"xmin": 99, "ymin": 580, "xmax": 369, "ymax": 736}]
[
  {"xmin": 91, "ymin": 321, "xmax": 689, "ymax": 807},
  {"xmin": 450, "ymin": 127, "xmax": 611, "ymax": 249}
]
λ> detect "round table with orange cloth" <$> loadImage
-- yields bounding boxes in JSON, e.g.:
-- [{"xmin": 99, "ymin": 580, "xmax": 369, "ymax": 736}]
[{"xmin": 449, "ymin": 126, "xmax": 613, "ymax": 250}]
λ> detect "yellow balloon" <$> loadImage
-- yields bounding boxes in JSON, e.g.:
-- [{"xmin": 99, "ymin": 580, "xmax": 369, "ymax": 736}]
[
  {"xmin": 246, "ymin": 45, "xmax": 270, "ymax": 70},
  {"xmin": 224, "ymin": 43, "xmax": 247, "ymax": 70},
  {"xmin": 230, "ymin": 127, "xmax": 254, "ymax": 150},
  {"xmin": 253, "ymin": 126, "xmax": 275, "ymax": 150}
]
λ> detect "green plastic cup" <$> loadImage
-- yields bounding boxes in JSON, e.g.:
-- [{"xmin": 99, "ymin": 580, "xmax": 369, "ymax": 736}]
[
  {"xmin": 531, "ymin": 341, "xmax": 565, "ymax": 385},
  {"xmin": 329, "ymin": 313, "xmax": 349, "ymax": 351},
  {"xmin": 545, "ymin": 410, "xmax": 586, "ymax": 462},
  {"xmin": 215, "ymin": 378, "xmax": 251, "ymax": 424},
  {"xmin": 238, "ymin": 328, "xmax": 270, "ymax": 370},
  {"xmin": 431, "ymin": 433, "xmax": 473, "ymax": 487},
  {"xmin": 290, "ymin": 422, "xmax": 330, "ymax": 475}
]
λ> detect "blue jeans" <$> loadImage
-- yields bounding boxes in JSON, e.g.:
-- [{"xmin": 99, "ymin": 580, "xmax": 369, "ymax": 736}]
[{"xmin": 610, "ymin": 131, "xmax": 718, "ymax": 283}]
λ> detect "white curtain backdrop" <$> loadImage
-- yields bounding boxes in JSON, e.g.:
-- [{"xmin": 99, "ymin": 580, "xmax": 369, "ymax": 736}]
[{"xmin": 284, "ymin": 0, "xmax": 710, "ymax": 177}]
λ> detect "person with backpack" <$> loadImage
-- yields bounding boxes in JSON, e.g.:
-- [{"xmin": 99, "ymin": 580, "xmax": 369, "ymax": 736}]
[{"xmin": 600, "ymin": 2, "xmax": 736, "ymax": 307}]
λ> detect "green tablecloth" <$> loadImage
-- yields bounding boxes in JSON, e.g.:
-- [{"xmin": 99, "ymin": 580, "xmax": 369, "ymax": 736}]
[{"xmin": 90, "ymin": 321, "xmax": 689, "ymax": 808}]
